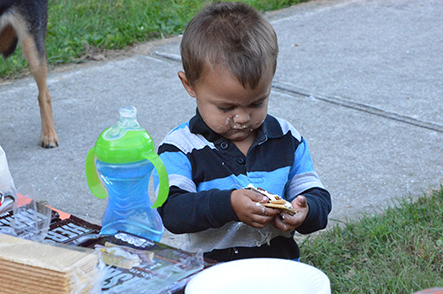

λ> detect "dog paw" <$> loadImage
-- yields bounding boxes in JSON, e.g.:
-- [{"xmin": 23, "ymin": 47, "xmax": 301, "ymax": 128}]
[{"xmin": 40, "ymin": 134, "xmax": 59, "ymax": 148}]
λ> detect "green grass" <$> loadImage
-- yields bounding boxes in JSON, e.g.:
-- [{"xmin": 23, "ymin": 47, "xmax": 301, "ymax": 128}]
[
  {"xmin": 0, "ymin": 0, "xmax": 307, "ymax": 78},
  {"xmin": 300, "ymin": 187, "xmax": 443, "ymax": 293}
]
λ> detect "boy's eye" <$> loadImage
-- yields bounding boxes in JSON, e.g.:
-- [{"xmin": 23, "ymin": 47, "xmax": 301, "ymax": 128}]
[
  {"xmin": 251, "ymin": 101, "xmax": 264, "ymax": 108},
  {"xmin": 218, "ymin": 106, "xmax": 234, "ymax": 112}
]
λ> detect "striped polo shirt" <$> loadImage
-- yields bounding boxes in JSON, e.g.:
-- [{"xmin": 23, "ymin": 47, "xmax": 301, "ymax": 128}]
[{"xmin": 157, "ymin": 111, "xmax": 331, "ymax": 253}]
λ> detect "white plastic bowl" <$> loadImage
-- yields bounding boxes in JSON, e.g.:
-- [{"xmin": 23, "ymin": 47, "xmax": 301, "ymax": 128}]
[{"xmin": 185, "ymin": 258, "xmax": 331, "ymax": 294}]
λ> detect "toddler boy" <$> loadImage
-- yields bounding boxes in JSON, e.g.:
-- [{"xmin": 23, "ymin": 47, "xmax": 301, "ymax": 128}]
[{"xmin": 157, "ymin": 2, "xmax": 331, "ymax": 262}]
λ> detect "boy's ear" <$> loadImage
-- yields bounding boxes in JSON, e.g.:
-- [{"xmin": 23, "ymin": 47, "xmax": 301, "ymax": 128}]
[{"xmin": 178, "ymin": 71, "xmax": 196, "ymax": 97}]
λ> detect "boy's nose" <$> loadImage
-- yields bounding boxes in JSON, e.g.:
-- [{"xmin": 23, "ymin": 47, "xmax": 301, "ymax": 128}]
[{"xmin": 233, "ymin": 110, "xmax": 250, "ymax": 124}]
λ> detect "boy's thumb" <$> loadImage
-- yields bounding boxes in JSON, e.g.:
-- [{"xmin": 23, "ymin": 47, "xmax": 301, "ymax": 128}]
[{"xmin": 295, "ymin": 195, "xmax": 307, "ymax": 207}]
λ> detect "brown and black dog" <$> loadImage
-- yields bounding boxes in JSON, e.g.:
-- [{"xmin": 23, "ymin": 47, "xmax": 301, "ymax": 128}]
[{"xmin": 1, "ymin": 0, "xmax": 58, "ymax": 148}]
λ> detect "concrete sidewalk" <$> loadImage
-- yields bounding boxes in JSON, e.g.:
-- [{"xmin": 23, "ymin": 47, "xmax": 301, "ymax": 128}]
[{"xmin": 1, "ymin": 0, "xmax": 442, "ymax": 247}]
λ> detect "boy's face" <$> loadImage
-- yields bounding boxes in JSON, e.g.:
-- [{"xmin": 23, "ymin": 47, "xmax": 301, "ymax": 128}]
[{"xmin": 179, "ymin": 65, "xmax": 273, "ymax": 144}]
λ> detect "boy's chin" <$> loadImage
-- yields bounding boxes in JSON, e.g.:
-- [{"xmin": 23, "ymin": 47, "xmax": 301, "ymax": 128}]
[{"xmin": 223, "ymin": 129, "xmax": 255, "ymax": 141}]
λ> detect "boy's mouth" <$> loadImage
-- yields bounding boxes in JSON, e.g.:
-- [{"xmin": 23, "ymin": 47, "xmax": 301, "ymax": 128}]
[
  {"xmin": 232, "ymin": 124, "xmax": 250, "ymax": 130},
  {"xmin": 232, "ymin": 126, "xmax": 248, "ymax": 130},
  {"xmin": 231, "ymin": 127, "xmax": 253, "ymax": 134}
]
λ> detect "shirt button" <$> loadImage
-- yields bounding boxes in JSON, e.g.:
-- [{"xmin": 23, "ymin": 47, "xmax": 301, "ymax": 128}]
[
  {"xmin": 236, "ymin": 158, "xmax": 245, "ymax": 165},
  {"xmin": 220, "ymin": 142, "xmax": 229, "ymax": 150}
]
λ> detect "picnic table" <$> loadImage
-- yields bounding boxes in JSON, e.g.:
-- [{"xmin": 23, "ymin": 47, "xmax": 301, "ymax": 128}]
[{"xmin": 0, "ymin": 194, "xmax": 213, "ymax": 293}]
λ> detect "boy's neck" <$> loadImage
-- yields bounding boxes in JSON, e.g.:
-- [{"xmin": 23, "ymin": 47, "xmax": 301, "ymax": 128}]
[{"xmin": 232, "ymin": 133, "xmax": 256, "ymax": 156}]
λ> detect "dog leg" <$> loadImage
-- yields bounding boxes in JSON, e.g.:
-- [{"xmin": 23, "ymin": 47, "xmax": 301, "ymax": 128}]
[{"xmin": 21, "ymin": 35, "xmax": 59, "ymax": 148}]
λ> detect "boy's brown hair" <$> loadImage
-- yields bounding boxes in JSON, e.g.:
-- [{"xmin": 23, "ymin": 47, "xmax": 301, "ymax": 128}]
[{"xmin": 180, "ymin": 1, "xmax": 278, "ymax": 89}]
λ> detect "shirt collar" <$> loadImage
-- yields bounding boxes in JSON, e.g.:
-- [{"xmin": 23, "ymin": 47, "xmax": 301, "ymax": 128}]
[{"xmin": 189, "ymin": 108, "xmax": 284, "ymax": 144}]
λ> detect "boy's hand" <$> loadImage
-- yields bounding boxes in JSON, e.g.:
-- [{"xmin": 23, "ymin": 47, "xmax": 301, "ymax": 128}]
[
  {"xmin": 272, "ymin": 195, "xmax": 309, "ymax": 232},
  {"xmin": 230, "ymin": 189, "xmax": 280, "ymax": 229}
]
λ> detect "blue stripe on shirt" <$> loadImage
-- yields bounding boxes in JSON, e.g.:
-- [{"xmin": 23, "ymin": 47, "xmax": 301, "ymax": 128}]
[{"xmin": 289, "ymin": 138, "xmax": 315, "ymax": 178}]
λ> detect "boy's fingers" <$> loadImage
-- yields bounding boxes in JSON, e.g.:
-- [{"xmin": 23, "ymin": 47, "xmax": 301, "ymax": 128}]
[
  {"xmin": 251, "ymin": 215, "xmax": 274, "ymax": 228},
  {"xmin": 256, "ymin": 202, "xmax": 267, "ymax": 215},
  {"xmin": 255, "ymin": 202, "xmax": 279, "ymax": 217},
  {"xmin": 272, "ymin": 215, "xmax": 291, "ymax": 232},
  {"xmin": 245, "ymin": 189, "xmax": 268, "ymax": 203}
]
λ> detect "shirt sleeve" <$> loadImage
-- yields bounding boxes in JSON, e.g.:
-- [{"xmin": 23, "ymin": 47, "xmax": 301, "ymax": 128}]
[
  {"xmin": 157, "ymin": 144, "xmax": 238, "ymax": 234},
  {"xmin": 286, "ymin": 137, "xmax": 326, "ymax": 202},
  {"xmin": 285, "ymin": 135, "xmax": 332, "ymax": 234}
]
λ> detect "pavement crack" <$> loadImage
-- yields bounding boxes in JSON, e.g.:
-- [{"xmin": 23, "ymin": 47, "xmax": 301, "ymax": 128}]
[
  {"xmin": 272, "ymin": 82, "xmax": 443, "ymax": 133},
  {"xmin": 154, "ymin": 51, "xmax": 181, "ymax": 62}
]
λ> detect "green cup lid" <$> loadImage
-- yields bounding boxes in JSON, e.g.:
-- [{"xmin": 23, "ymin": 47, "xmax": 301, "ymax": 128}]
[{"xmin": 94, "ymin": 106, "xmax": 155, "ymax": 164}]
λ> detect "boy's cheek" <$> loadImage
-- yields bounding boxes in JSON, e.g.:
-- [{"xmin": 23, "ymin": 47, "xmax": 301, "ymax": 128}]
[{"xmin": 206, "ymin": 116, "xmax": 232, "ymax": 134}]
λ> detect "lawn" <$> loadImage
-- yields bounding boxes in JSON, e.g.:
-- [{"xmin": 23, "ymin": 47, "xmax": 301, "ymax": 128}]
[
  {"xmin": 300, "ymin": 187, "xmax": 443, "ymax": 293},
  {"xmin": 0, "ymin": 0, "xmax": 307, "ymax": 78}
]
